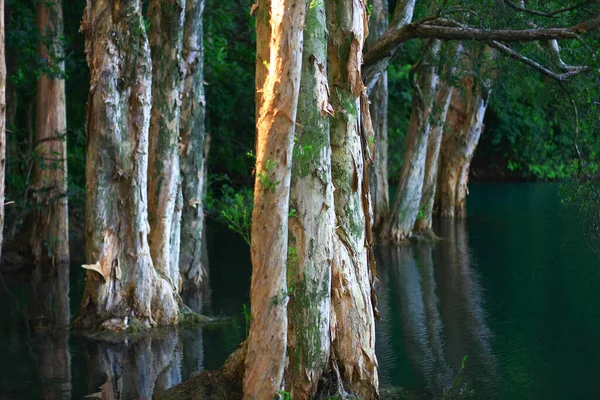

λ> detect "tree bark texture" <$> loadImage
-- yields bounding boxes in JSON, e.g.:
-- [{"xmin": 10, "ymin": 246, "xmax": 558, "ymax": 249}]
[
  {"xmin": 366, "ymin": 0, "xmax": 389, "ymax": 235},
  {"xmin": 382, "ymin": 40, "xmax": 441, "ymax": 244},
  {"xmin": 179, "ymin": 0, "xmax": 208, "ymax": 291},
  {"xmin": 30, "ymin": 0, "xmax": 69, "ymax": 267},
  {"xmin": 415, "ymin": 43, "xmax": 462, "ymax": 234},
  {"xmin": 436, "ymin": 75, "xmax": 490, "ymax": 219},
  {"xmin": 147, "ymin": 0, "xmax": 186, "ymax": 292},
  {"xmin": 254, "ymin": 0, "xmax": 270, "ymax": 119},
  {"xmin": 326, "ymin": 0, "xmax": 379, "ymax": 397},
  {"xmin": 285, "ymin": 1, "xmax": 334, "ymax": 397},
  {"xmin": 76, "ymin": 0, "xmax": 179, "ymax": 331},
  {"xmin": 243, "ymin": 0, "xmax": 307, "ymax": 397},
  {"xmin": 0, "ymin": 0, "xmax": 5, "ymax": 263}
]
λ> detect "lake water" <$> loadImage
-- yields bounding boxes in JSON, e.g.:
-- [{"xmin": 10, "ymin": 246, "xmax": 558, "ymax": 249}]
[{"xmin": 1, "ymin": 183, "xmax": 599, "ymax": 399}]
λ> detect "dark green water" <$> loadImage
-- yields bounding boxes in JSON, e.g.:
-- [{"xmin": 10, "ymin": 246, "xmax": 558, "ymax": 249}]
[{"xmin": 1, "ymin": 183, "xmax": 599, "ymax": 399}]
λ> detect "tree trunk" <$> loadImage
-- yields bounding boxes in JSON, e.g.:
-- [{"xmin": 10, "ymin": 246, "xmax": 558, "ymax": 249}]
[
  {"xmin": 415, "ymin": 43, "xmax": 462, "ymax": 234},
  {"xmin": 243, "ymin": 0, "xmax": 307, "ymax": 397},
  {"xmin": 179, "ymin": 0, "xmax": 208, "ymax": 291},
  {"xmin": 30, "ymin": 0, "xmax": 69, "ymax": 266},
  {"xmin": 147, "ymin": 0, "xmax": 186, "ymax": 292},
  {"xmin": 285, "ymin": 1, "xmax": 334, "ymax": 397},
  {"xmin": 382, "ymin": 40, "xmax": 441, "ymax": 244},
  {"xmin": 0, "ymin": 0, "xmax": 5, "ymax": 263},
  {"xmin": 366, "ymin": 0, "xmax": 389, "ymax": 234},
  {"xmin": 436, "ymin": 80, "xmax": 490, "ymax": 219},
  {"xmin": 326, "ymin": 0, "xmax": 379, "ymax": 397},
  {"xmin": 75, "ymin": 0, "xmax": 179, "ymax": 331}
]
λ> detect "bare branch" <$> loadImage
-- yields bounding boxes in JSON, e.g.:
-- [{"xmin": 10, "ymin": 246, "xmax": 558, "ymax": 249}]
[{"xmin": 503, "ymin": 0, "xmax": 596, "ymax": 18}]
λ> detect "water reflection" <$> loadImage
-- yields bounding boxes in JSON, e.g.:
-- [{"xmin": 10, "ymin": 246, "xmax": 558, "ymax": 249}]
[{"xmin": 376, "ymin": 219, "xmax": 497, "ymax": 397}]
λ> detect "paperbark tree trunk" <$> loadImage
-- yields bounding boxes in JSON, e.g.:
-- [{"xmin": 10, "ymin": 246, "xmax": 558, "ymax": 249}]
[
  {"xmin": 366, "ymin": 0, "xmax": 389, "ymax": 234},
  {"xmin": 243, "ymin": 0, "xmax": 307, "ymax": 397},
  {"xmin": 30, "ymin": 0, "xmax": 69, "ymax": 267},
  {"xmin": 382, "ymin": 40, "xmax": 441, "ymax": 244},
  {"xmin": 147, "ymin": 0, "xmax": 186, "ymax": 292},
  {"xmin": 75, "ymin": 0, "xmax": 179, "ymax": 331},
  {"xmin": 0, "ymin": 0, "xmax": 5, "ymax": 263},
  {"xmin": 179, "ymin": 0, "xmax": 208, "ymax": 291},
  {"xmin": 285, "ymin": 2, "xmax": 334, "ymax": 397},
  {"xmin": 436, "ymin": 79, "xmax": 490, "ymax": 219},
  {"xmin": 326, "ymin": 0, "xmax": 379, "ymax": 397}
]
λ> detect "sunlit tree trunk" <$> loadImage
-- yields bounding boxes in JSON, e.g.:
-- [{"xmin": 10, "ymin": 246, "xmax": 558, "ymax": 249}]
[
  {"xmin": 285, "ymin": 2, "xmax": 334, "ymax": 397},
  {"xmin": 147, "ymin": 0, "xmax": 186, "ymax": 291},
  {"xmin": 29, "ymin": 0, "xmax": 69, "ymax": 266},
  {"xmin": 366, "ymin": 0, "xmax": 389, "ymax": 233},
  {"xmin": 326, "ymin": 0, "xmax": 379, "ymax": 397},
  {"xmin": 243, "ymin": 0, "xmax": 307, "ymax": 397},
  {"xmin": 0, "ymin": 0, "xmax": 5, "ymax": 262},
  {"xmin": 382, "ymin": 40, "xmax": 441, "ymax": 243},
  {"xmin": 75, "ymin": 0, "xmax": 179, "ymax": 331},
  {"xmin": 179, "ymin": 0, "xmax": 208, "ymax": 291}
]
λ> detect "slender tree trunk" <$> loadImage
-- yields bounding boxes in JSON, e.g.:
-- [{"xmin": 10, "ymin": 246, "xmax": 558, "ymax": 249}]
[
  {"xmin": 285, "ymin": 2, "xmax": 334, "ymax": 397},
  {"xmin": 0, "ymin": 0, "xmax": 5, "ymax": 263},
  {"xmin": 179, "ymin": 0, "xmax": 208, "ymax": 291},
  {"xmin": 366, "ymin": 0, "xmax": 389, "ymax": 234},
  {"xmin": 75, "ymin": 0, "xmax": 179, "ymax": 331},
  {"xmin": 254, "ymin": 0, "xmax": 270, "ymax": 119},
  {"xmin": 243, "ymin": 0, "xmax": 307, "ymax": 397},
  {"xmin": 436, "ymin": 82, "xmax": 490, "ymax": 219},
  {"xmin": 30, "ymin": 0, "xmax": 69, "ymax": 266},
  {"xmin": 147, "ymin": 0, "xmax": 186, "ymax": 292},
  {"xmin": 326, "ymin": 0, "xmax": 379, "ymax": 397},
  {"xmin": 382, "ymin": 40, "xmax": 441, "ymax": 244}
]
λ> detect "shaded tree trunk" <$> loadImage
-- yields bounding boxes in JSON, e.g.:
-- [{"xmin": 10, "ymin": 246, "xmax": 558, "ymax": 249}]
[
  {"xmin": 30, "ymin": 0, "xmax": 69, "ymax": 266},
  {"xmin": 381, "ymin": 40, "xmax": 441, "ymax": 244},
  {"xmin": 179, "ymin": 0, "xmax": 208, "ymax": 291},
  {"xmin": 285, "ymin": 1, "xmax": 334, "ymax": 397},
  {"xmin": 147, "ymin": 0, "xmax": 186, "ymax": 291},
  {"xmin": 75, "ymin": 0, "xmax": 179, "ymax": 331},
  {"xmin": 0, "ymin": 0, "xmax": 5, "ymax": 263},
  {"xmin": 326, "ymin": 0, "xmax": 379, "ymax": 396},
  {"xmin": 366, "ymin": 0, "xmax": 389, "ymax": 234},
  {"xmin": 243, "ymin": 0, "xmax": 307, "ymax": 397}
]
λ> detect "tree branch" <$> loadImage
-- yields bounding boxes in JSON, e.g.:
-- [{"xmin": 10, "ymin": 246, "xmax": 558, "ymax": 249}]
[{"xmin": 503, "ymin": 0, "xmax": 596, "ymax": 18}]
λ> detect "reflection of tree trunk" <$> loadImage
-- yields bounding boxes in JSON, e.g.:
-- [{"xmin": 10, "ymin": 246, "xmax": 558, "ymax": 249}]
[
  {"xmin": 0, "ymin": 0, "xmax": 5, "ymax": 261},
  {"xmin": 30, "ymin": 0, "xmax": 69, "ymax": 266},
  {"xmin": 366, "ymin": 0, "xmax": 389, "ymax": 233},
  {"xmin": 86, "ymin": 330, "xmax": 182, "ymax": 399},
  {"xmin": 75, "ymin": 0, "xmax": 179, "ymax": 330}
]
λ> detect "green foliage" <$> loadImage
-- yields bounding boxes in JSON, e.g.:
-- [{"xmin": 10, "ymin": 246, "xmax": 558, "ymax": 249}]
[
  {"xmin": 210, "ymin": 179, "xmax": 253, "ymax": 245},
  {"xmin": 442, "ymin": 355, "xmax": 475, "ymax": 400}
]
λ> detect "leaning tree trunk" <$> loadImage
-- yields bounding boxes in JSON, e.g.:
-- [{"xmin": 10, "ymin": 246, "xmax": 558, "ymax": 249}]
[
  {"xmin": 179, "ymin": 0, "xmax": 208, "ymax": 292},
  {"xmin": 243, "ymin": 0, "xmax": 307, "ymax": 398},
  {"xmin": 382, "ymin": 40, "xmax": 441, "ymax": 244},
  {"xmin": 147, "ymin": 0, "xmax": 186, "ymax": 292},
  {"xmin": 326, "ymin": 0, "xmax": 379, "ymax": 397},
  {"xmin": 366, "ymin": 0, "xmax": 389, "ymax": 234},
  {"xmin": 285, "ymin": 1, "xmax": 334, "ymax": 397},
  {"xmin": 75, "ymin": 0, "xmax": 179, "ymax": 331},
  {"xmin": 30, "ymin": 0, "xmax": 69, "ymax": 266},
  {"xmin": 436, "ymin": 80, "xmax": 490, "ymax": 219},
  {"xmin": 0, "ymin": 0, "xmax": 5, "ymax": 263}
]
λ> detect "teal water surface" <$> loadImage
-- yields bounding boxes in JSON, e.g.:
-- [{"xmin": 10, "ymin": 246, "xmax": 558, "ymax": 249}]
[{"xmin": 1, "ymin": 183, "xmax": 599, "ymax": 399}]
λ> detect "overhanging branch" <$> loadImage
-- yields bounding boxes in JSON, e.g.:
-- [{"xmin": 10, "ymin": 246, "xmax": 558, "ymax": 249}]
[{"xmin": 503, "ymin": 0, "xmax": 596, "ymax": 18}]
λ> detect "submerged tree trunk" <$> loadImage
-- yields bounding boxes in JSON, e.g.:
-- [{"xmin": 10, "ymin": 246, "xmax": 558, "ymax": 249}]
[
  {"xmin": 147, "ymin": 0, "xmax": 186, "ymax": 292},
  {"xmin": 30, "ymin": 0, "xmax": 69, "ymax": 266},
  {"xmin": 243, "ymin": 0, "xmax": 307, "ymax": 397},
  {"xmin": 179, "ymin": 0, "xmax": 208, "ymax": 291},
  {"xmin": 0, "ymin": 0, "xmax": 5, "ymax": 263},
  {"xmin": 366, "ymin": 0, "xmax": 389, "ymax": 234},
  {"xmin": 75, "ymin": 0, "xmax": 179, "ymax": 331},
  {"xmin": 326, "ymin": 0, "xmax": 379, "ymax": 397},
  {"xmin": 382, "ymin": 40, "xmax": 441, "ymax": 244},
  {"xmin": 436, "ymin": 79, "xmax": 490, "ymax": 219},
  {"xmin": 285, "ymin": 1, "xmax": 334, "ymax": 397}
]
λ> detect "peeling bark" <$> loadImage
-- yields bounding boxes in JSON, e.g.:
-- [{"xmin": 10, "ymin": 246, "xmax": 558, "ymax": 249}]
[
  {"xmin": 148, "ymin": 0, "xmax": 186, "ymax": 291},
  {"xmin": 326, "ymin": 0, "xmax": 379, "ymax": 397},
  {"xmin": 75, "ymin": 0, "xmax": 179, "ymax": 331},
  {"xmin": 179, "ymin": 0, "xmax": 208, "ymax": 291},
  {"xmin": 243, "ymin": 0, "xmax": 307, "ymax": 397},
  {"xmin": 285, "ymin": 1, "xmax": 333, "ymax": 397},
  {"xmin": 30, "ymin": 0, "xmax": 69, "ymax": 267},
  {"xmin": 0, "ymin": 0, "xmax": 5, "ymax": 263}
]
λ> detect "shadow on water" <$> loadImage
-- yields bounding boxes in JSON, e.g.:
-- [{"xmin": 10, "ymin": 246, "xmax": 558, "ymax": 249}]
[{"xmin": 376, "ymin": 219, "xmax": 497, "ymax": 399}]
